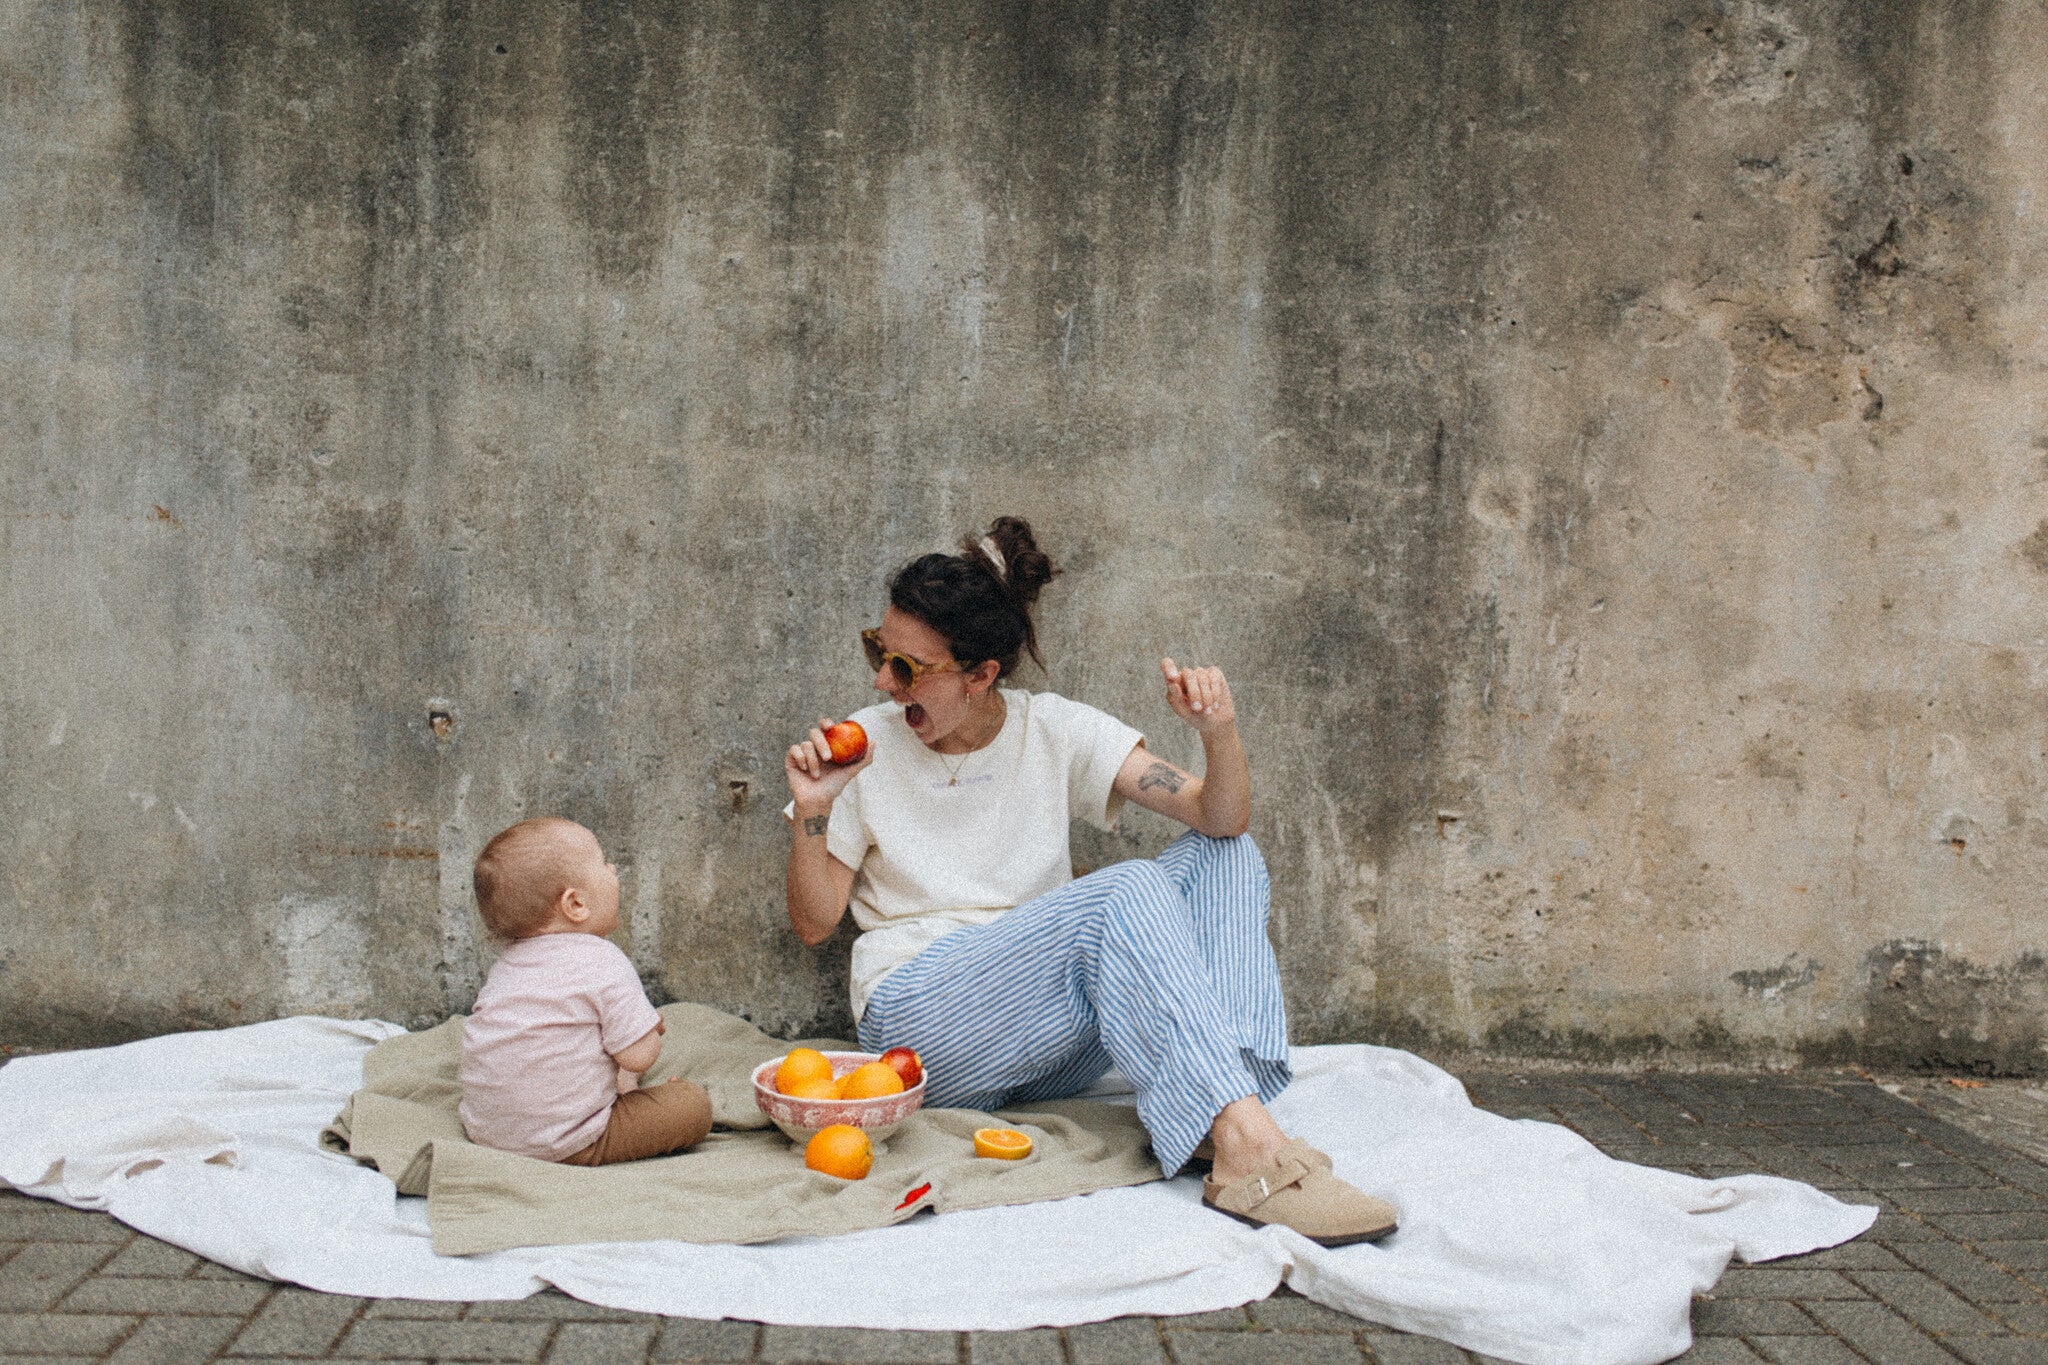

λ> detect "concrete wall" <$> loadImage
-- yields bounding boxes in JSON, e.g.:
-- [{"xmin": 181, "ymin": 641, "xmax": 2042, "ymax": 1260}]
[{"xmin": 4, "ymin": 0, "xmax": 2045, "ymax": 1067}]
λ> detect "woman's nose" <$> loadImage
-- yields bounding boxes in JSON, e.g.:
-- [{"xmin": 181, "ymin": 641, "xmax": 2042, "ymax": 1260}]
[{"xmin": 873, "ymin": 666, "xmax": 897, "ymax": 694}]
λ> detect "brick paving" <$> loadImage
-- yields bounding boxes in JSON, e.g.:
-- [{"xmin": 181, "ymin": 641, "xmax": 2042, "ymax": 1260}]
[{"xmin": 1, "ymin": 1071, "xmax": 2044, "ymax": 1363}]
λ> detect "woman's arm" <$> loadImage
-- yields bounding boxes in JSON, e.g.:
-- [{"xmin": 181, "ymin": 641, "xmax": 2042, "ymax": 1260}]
[
  {"xmin": 787, "ymin": 811, "xmax": 859, "ymax": 945},
  {"xmin": 1110, "ymin": 659, "xmax": 1250, "ymax": 838},
  {"xmin": 785, "ymin": 718, "xmax": 870, "ymax": 945}
]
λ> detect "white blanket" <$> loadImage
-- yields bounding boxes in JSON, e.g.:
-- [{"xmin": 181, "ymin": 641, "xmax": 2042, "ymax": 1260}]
[{"xmin": 0, "ymin": 1017, "xmax": 1875, "ymax": 1365}]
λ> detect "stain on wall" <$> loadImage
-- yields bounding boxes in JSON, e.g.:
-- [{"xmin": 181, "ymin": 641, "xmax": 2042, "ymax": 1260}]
[
  {"xmin": 1864, "ymin": 942, "xmax": 2048, "ymax": 1075},
  {"xmin": 3, "ymin": 0, "xmax": 2045, "ymax": 1068}
]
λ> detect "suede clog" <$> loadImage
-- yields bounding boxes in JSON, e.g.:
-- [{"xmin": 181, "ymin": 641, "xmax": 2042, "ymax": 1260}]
[{"xmin": 1201, "ymin": 1138, "xmax": 1398, "ymax": 1247}]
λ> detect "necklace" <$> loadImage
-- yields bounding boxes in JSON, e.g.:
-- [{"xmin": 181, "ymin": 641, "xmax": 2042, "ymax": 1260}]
[{"xmin": 932, "ymin": 694, "xmax": 1006, "ymax": 786}]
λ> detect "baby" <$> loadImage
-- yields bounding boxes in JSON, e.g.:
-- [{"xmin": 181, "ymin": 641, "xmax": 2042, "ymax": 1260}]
[{"xmin": 458, "ymin": 817, "xmax": 712, "ymax": 1165}]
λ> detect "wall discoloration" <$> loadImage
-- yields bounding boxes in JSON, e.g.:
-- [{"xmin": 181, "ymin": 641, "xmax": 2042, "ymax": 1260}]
[
  {"xmin": 1731, "ymin": 957, "xmax": 1822, "ymax": 1002},
  {"xmin": 2021, "ymin": 521, "xmax": 2048, "ymax": 574},
  {"xmin": 1863, "ymin": 942, "xmax": 2048, "ymax": 1075},
  {"xmin": 4, "ymin": 1, "xmax": 2046, "ymax": 1066}
]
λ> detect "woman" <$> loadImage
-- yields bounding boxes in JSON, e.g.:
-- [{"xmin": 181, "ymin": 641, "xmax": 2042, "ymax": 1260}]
[{"xmin": 783, "ymin": 517, "xmax": 1396, "ymax": 1245}]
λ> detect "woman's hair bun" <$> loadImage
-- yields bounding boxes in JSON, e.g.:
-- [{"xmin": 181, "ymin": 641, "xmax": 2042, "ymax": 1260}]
[
  {"xmin": 965, "ymin": 515, "xmax": 1058, "ymax": 609},
  {"xmin": 886, "ymin": 516, "xmax": 1060, "ymax": 680}
]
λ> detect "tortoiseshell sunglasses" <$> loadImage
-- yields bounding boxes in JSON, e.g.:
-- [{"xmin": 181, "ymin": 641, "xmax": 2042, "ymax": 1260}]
[{"xmin": 861, "ymin": 628, "xmax": 964, "ymax": 689}]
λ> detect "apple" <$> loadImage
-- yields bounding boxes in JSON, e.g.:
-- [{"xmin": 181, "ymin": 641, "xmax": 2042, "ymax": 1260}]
[
  {"xmin": 879, "ymin": 1046, "xmax": 923, "ymax": 1089},
  {"xmin": 823, "ymin": 720, "xmax": 868, "ymax": 765}
]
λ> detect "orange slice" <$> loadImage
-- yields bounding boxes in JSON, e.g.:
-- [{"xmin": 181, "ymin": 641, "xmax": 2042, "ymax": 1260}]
[{"xmin": 973, "ymin": 1127, "xmax": 1033, "ymax": 1160}]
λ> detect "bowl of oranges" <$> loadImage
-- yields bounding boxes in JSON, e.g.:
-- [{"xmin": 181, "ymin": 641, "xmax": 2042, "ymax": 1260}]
[{"xmin": 754, "ymin": 1046, "xmax": 925, "ymax": 1143}]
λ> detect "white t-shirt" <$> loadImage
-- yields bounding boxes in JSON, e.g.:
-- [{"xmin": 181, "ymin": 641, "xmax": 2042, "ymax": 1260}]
[{"xmin": 790, "ymin": 689, "xmax": 1144, "ymax": 1017}]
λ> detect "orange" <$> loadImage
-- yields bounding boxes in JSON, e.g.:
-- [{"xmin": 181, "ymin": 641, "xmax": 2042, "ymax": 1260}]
[
  {"xmin": 837, "ymin": 1061, "xmax": 906, "ymax": 1099},
  {"xmin": 973, "ymin": 1127, "xmax": 1033, "ymax": 1160},
  {"xmin": 805, "ymin": 1123, "xmax": 873, "ymax": 1180},
  {"xmin": 784, "ymin": 1075, "xmax": 839, "ymax": 1100},
  {"xmin": 775, "ymin": 1048, "xmax": 834, "ymax": 1096}
]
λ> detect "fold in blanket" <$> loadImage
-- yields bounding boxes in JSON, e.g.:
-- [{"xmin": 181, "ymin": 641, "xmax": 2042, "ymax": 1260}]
[{"xmin": 321, "ymin": 1003, "xmax": 1162, "ymax": 1255}]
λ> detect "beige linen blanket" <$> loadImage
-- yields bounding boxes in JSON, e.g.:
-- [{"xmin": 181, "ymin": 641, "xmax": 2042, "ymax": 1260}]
[{"xmin": 321, "ymin": 1003, "xmax": 1162, "ymax": 1256}]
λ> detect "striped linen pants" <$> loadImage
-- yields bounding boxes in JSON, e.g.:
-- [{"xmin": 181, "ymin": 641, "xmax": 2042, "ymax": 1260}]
[{"xmin": 856, "ymin": 830, "xmax": 1289, "ymax": 1175}]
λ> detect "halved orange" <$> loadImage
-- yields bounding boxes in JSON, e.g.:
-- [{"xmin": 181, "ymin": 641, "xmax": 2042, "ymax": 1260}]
[
  {"xmin": 973, "ymin": 1127, "xmax": 1033, "ymax": 1160},
  {"xmin": 775, "ymin": 1047, "xmax": 833, "ymax": 1096},
  {"xmin": 805, "ymin": 1123, "xmax": 873, "ymax": 1180}
]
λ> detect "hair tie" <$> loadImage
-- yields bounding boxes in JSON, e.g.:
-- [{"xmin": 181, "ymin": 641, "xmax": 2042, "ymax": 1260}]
[{"xmin": 977, "ymin": 535, "xmax": 1007, "ymax": 582}]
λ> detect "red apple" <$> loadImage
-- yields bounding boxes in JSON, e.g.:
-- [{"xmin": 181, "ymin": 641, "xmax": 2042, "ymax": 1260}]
[
  {"xmin": 823, "ymin": 720, "xmax": 868, "ymax": 765},
  {"xmin": 879, "ymin": 1045, "xmax": 923, "ymax": 1089}
]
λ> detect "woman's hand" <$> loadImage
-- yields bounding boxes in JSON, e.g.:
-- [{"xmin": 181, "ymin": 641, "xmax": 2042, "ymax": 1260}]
[
  {"xmin": 786, "ymin": 717, "xmax": 874, "ymax": 810},
  {"xmin": 1112, "ymin": 658, "xmax": 1250, "ymax": 838},
  {"xmin": 1161, "ymin": 658, "xmax": 1236, "ymax": 734}
]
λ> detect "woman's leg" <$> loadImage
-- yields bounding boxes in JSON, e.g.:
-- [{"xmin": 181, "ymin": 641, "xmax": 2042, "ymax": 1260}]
[
  {"xmin": 1152, "ymin": 831, "xmax": 1289, "ymax": 1104},
  {"xmin": 857, "ymin": 857, "xmax": 1261, "ymax": 1174}
]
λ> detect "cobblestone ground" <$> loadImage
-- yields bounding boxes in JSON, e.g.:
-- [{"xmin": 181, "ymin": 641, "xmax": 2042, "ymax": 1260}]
[{"xmin": 3, "ymin": 1070, "xmax": 2046, "ymax": 1364}]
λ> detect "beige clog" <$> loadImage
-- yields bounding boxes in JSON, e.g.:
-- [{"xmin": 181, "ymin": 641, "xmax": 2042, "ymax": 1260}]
[{"xmin": 1201, "ymin": 1138, "xmax": 1398, "ymax": 1246}]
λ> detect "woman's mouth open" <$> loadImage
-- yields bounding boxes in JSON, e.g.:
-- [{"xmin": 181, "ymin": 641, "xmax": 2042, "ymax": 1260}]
[{"xmin": 903, "ymin": 702, "xmax": 927, "ymax": 728}]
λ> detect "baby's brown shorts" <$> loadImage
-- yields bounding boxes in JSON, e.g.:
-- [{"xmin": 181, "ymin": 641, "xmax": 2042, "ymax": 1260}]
[{"xmin": 560, "ymin": 1078, "xmax": 713, "ymax": 1166}]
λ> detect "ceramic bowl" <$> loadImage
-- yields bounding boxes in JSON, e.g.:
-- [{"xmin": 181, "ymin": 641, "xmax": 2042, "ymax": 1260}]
[{"xmin": 752, "ymin": 1050, "xmax": 926, "ymax": 1143}]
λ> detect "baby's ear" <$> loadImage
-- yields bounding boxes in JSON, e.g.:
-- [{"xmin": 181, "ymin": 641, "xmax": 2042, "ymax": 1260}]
[{"xmin": 558, "ymin": 885, "xmax": 590, "ymax": 924}]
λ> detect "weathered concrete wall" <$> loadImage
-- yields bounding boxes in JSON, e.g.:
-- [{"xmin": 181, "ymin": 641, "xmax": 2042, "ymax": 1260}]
[{"xmin": 4, "ymin": 1, "xmax": 2045, "ymax": 1067}]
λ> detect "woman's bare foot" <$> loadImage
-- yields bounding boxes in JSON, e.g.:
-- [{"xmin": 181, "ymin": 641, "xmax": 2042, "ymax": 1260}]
[{"xmin": 1206, "ymin": 1095, "xmax": 1290, "ymax": 1185}]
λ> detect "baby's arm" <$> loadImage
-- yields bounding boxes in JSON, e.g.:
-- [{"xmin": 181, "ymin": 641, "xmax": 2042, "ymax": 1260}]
[{"xmin": 610, "ymin": 1016, "xmax": 666, "ymax": 1091}]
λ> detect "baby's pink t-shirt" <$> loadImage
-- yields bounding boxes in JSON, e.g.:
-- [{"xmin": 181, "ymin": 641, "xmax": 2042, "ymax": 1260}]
[{"xmin": 458, "ymin": 934, "xmax": 663, "ymax": 1161}]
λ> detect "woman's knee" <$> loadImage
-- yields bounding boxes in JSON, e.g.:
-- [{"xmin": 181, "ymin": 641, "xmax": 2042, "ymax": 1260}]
[
  {"xmin": 1090, "ymin": 859, "xmax": 1188, "ymax": 940},
  {"xmin": 1219, "ymin": 831, "xmax": 1268, "ymax": 881},
  {"xmin": 1091, "ymin": 857, "xmax": 1177, "ymax": 904},
  {"xmin": 1163, "ymin": 829, "xmax": 1269, "ymax": 890}
]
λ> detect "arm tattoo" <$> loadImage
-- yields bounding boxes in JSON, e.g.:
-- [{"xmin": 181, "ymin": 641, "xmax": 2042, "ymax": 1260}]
[
  {"xmin": 1136, "ymin": 761, "xmax": 1187, "ymax": 794},
  {"xmin": 802, "ymin": 815, "xmax": 830, "ymax": 837}
]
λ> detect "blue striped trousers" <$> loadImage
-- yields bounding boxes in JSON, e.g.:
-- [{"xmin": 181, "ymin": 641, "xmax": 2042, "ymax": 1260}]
[{"xmin": 856, "ymin": 831, "xmax": 1289, "ymax": 1175}]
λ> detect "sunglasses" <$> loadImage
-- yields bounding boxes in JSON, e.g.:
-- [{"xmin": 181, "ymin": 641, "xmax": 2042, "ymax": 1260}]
[{"xmin": 862, "ymin": 628, "xmax": 964, "ymax": 689}]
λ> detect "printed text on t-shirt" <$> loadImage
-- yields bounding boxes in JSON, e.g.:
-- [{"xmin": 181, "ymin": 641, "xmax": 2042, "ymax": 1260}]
[{"xmin": 926, "ymin": 773, "xmax": 997, "ymax": 790}]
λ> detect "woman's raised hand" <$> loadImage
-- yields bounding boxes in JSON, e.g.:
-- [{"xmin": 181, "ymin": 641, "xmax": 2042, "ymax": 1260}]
[
  {"xmin": 1161, "ymin": 658, "xmax": 1236, "ymax": 733},
  {"xmin": 786, "ymin": 717, "xmax": 874, "ymax": 809}
]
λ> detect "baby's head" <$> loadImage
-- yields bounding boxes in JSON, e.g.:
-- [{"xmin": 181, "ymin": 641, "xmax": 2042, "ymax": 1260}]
[{"xmin": 472, "ymin": 817, "xmax": 620, "ymax": 942}]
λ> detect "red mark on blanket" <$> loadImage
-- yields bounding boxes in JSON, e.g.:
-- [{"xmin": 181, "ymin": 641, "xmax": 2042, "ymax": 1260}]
[{"xmin": 895, "ymin": 1183, "xmax": 931, "ymax": 1211}]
